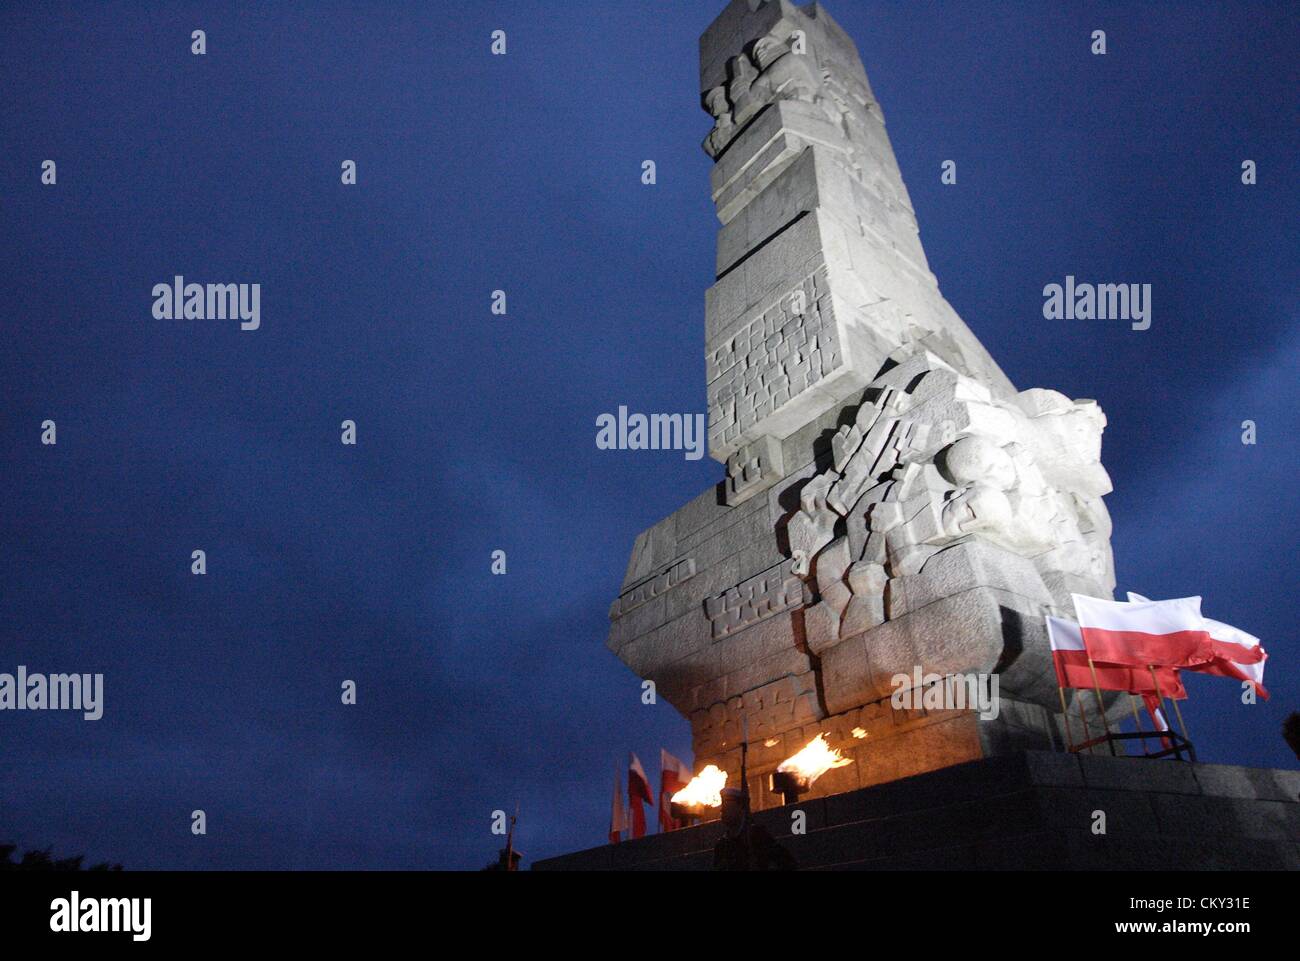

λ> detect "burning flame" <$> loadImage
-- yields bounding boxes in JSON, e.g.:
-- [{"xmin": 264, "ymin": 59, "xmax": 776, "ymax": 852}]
[
  {"xmin": 851, "ymin": 727, "xmax": 867, "ymax": 739},
  {"xmin": 776, "ymin": 733, "xmax": 852, "ymax": 785},
  {"xmin": 671, "ymin": 764, "xmax": 728, "ymax": 808}
]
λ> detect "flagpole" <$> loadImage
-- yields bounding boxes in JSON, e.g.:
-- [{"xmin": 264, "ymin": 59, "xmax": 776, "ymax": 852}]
[
  {"xmin": 1075, "ymin": 687, "xmax": 1095, "ymax": 754},
  {"xmin": 1157, "ymin": 666, "xmax": 1192, "ymax": 752},
  {"xmin": 505, "ymin": 801, "xmax": 518, "ymax": 871},
  {"xmin": 628, "ymin": 751, "xmax": 639, "ymax": 839},
  {"xmin": 613, "ymin": 758, "xmax": 622, "ymax": 844},
  {"xmin": 1170, "ymin": 696, "xmax": 1191, "ymax": 751},
  {"xmin": 1129, "ymin": 694, "xmax": 1148, "ymax": 757},
  {"xmin": 657, "ymin": 755, "xmax": 665, "ymax": 834},
  {"xmin": 653, "ymin": 754, "xmax": 660, "ymax": 834},
  {"xmin": 1057, "ymin": 685, "xmax": 1076, "ymax": 752},
  {"xmin": 1085, "ymin": 657, "xmax": 1118, "ymax": 756},
  {"xmin": 1148, "ymin": 666, "xmax": 1190, "ymax": 759}
]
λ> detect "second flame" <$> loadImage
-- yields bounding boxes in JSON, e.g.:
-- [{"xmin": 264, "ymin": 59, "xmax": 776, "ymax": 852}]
[
  {"xmin": 776, "ymin": 733, "xmax": 852, "ymax": 785},
  {"xmin": 671, "ymin": 764, "xmax": 729, "ymax": 808}
]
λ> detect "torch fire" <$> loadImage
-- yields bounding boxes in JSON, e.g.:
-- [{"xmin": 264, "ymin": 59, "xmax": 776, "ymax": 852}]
[
  {"xmin": 770, "ymin": 733, "xmax": 852, "ymax": 804},
  {"xmin": 669, "ymin": 764, "xmax": 728, "ymax": 822}
]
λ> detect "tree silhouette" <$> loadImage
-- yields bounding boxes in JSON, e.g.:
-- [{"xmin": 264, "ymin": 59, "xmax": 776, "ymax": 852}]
[
  {"xmin": 0, "ymin": 843, "xmax": 122, "ymax": 872},
  {"xmin": 479, "ymin": 847, "xmax": 522, "ymax": 871},
  {"xmin": 1284, "ymin": 712, "xmax": 1300, "ymax": 762}
]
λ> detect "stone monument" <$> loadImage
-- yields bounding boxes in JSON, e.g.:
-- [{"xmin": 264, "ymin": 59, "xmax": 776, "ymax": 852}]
[{"xmin": 608, "ymin": 0, "xmax": 1117, "ymax": 809}]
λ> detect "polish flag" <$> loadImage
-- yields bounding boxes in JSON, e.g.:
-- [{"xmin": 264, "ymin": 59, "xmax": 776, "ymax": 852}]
[
  {"xmin": 1128, "ymin": 593, "xmax": 1269, "ymax": 699},
  {"xmin": 1071, "ymin": 594, "xmax": 1213, "ymax": 668},
  {"xmin": 1047, "ymin": 616, "xmax": 1186, "ymax": 698},
  {"xmin": 628, "ymin": 753, "xmax": 654, "ymax": 839},
  {"xmin": 658, "ymin": 749, "xmax": 692, "ymax": 832},
  {"xmin": 609, "ymin": 765, "xmax": 628, "ymax": 844}
]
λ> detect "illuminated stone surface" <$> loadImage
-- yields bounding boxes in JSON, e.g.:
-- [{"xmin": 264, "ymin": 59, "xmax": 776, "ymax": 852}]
[
  {"xmin": 534, "ymin": 753, "xmax": 1300, "ymax": 870},
  {"xmin": 608, "ymin": 0, "xmax": 1122, "ymax": 803}
]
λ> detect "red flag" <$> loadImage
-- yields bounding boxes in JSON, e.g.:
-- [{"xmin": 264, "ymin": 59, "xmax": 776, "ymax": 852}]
[
  {"xmin": 658, "ymin": 749, "xmax": 692, "ymax": 832},
  {"xmin": 609, "ymin": 765, "xmax": 627, "ymax": 844},
  {"xmin": 1128, "ymin": 594, "xmax": 1269, "ymax": 699},
  {"xmin": 1071, "ymin": 594, "xmax": 1213, "ymax": 668},
  {"xmin": 1047, "ymin": 616, "xmax": 1187, "ymax": 698},
  {"xmin": 628, "ymin": 753, "xmax": 654, "ymax": 839}
]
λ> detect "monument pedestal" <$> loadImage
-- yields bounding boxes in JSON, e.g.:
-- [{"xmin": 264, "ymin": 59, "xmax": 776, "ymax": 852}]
[{"xmin": 534, "ymin": 752, "xmax": 1300, "ymax": 871}]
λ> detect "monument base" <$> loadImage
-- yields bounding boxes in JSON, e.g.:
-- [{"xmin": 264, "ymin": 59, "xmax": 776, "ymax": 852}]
[
  {"xmin": 695, "ymin": 695, "xmax": 1060, "ymax": 817},
  {"xmin": 533, "ymin": 751, "xmax": 1300, "ymax": 870}
]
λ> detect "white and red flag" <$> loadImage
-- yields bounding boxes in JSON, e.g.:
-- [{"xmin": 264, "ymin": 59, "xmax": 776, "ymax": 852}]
[
  {"xmin": 658, "ymin": 749, "xmax": 692, "ymax": 832},
  {"xmin": 1071, "ymin": 594, "xmax": 1213, "ymax": 668},
  {"xmin": 1046, "ymin": 615, "xmax": 1186, "ymax": 698},
  {"xmin": 628, "ymin": 753, "xmax": 654, "ymax": 839},
  {"xmin": 609, "ymin": 765, "xmax": 628, "ymax": 844},
  {"xmin": 1128, "ymin": 593, "xmax": 1269, "ymax": 699}
]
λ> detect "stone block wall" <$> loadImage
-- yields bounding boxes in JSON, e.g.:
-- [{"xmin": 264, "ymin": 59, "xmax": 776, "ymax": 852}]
[
  {"xmin": 533, "ymin": 753, "xmax": 1300, "ymax": 871},
  {"xmin": 606, "ymin": 0, "xmax": 1123, "ymax": 803}
]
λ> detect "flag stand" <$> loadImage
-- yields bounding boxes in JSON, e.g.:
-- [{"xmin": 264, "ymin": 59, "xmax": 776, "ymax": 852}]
[
  {"xmin": 1067, "ymin": 726, "xmax": 1194, "ymax": 761},
  {"xmin": 1085, "ymin": 657, "xmax": 1119, "ymax": 756},
  {"xmin": 1062, "ymin": 679, "xmax": 1195, "ymax": 762},
  {"xmin": 1128, "ymin": 695, "xmax": 1149, "ymax": 758},
  {"xmin": 1048, "ymin": 598, "xmax": 1214, "ymax": 764},
  {"xmin": 1147, "ymin": 665, "xmax": 1196, "ymax": 762}
]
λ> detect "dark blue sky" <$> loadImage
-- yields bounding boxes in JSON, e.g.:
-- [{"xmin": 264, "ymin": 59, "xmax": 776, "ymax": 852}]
[{"xmin": 1, "ymin": 1, "xmax": 1296, "ymax": 869}]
